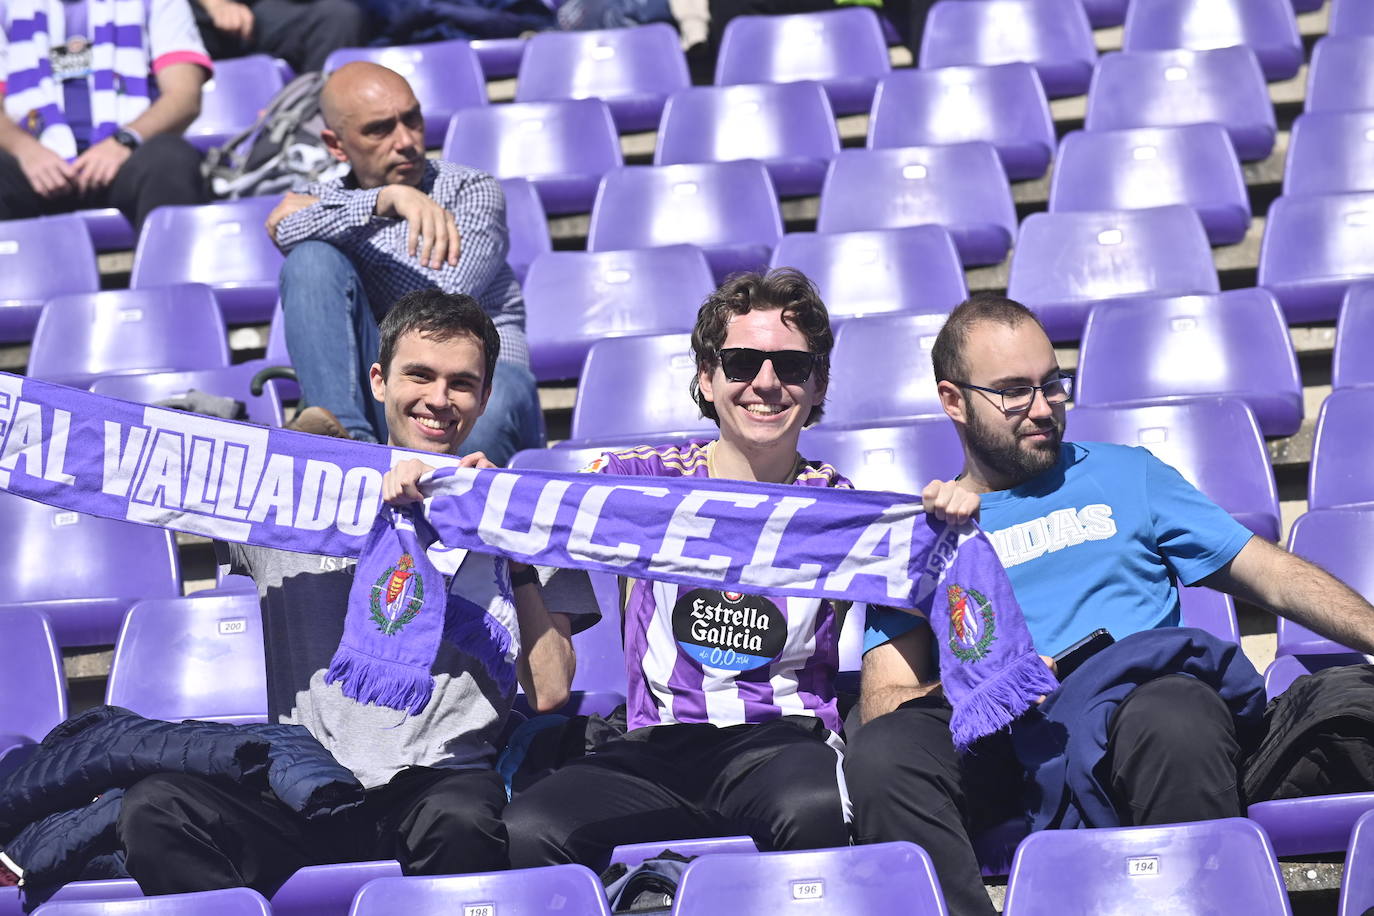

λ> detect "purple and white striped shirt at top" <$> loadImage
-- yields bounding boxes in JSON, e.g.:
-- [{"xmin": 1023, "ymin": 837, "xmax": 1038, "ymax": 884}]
[{"xmin": 591, "ymin": 440, "xmax": 850, "ymax": 735}]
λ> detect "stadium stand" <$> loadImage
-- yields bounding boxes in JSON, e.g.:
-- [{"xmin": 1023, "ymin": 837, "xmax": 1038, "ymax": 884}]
[
  {"xmin": 185, "ymin": 55, "xmax": 287, "ymax": 153},
  {"xmin": 1330, "ymin": 0, "xmax": 1374, "ymax": 35},
  {"xmin": 1334, "ymin": 281, "xmax": 1374, "ymax": 388},
  {"xmin": 75, "ymin": 209, "xmax": 137, "ymax": 254},
  {"xmin": 1080, "ymin": 0, "xmax": 1129, "ymax": 29},
  {"xmin": 1305, "ymin": 35, "xmax": 1374, "ymax": 112},
  {"xmin": 1309, "ymin": 387, "xmax": 1374, "ymax": 509},
  {"xmin": 566, "ymin": 332, "xmax": 715, "ymax": 444},
  {"xmin": 470, "ymin": 39, "xmax": 528, "ymax": 81},
  {"xmin": 348, "ymin": 866, "xmax": 613, "ymax": 916},
  {"xmin": 0, "ymin": 215, "xmax": 99, "ymax": 344},
  {"xmin": 823, "ymin": 311, "xmax": 950, "ymax": 425},
  {"xmin": 0, "ymin": 606, "xmax": 66, "ymax": 765},
  {"xmin": 1258, "ymin": 190, "xmax": 1374, "ymax": 322},
  {"xmin": 1283, "ymin": 110, "xmax": 1374, "ymax": 195},
  {"xmin": 1122, "ymin": 0, "xmax": 1303, "ymax": 82},
  {"xmin": 1274, "ymin": 507, "xmax": 1374, "ymax": 656}
]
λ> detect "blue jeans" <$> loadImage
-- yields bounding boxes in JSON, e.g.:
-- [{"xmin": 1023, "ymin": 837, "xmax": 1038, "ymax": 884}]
[{"xmin": 279, "ymin": 241, "xmax": 546, "ymax": 464}]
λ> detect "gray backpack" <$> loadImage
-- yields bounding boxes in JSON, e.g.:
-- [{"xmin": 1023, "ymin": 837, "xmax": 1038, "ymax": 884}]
[{"xmin": 202, "ymin": 71, "xmax": 349, "ymax": 199}]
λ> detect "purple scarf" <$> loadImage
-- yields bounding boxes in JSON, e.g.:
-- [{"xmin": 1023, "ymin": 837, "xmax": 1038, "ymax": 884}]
[{"xmin": 0, "ymin": 373, "xmax": 1056, "ymax": 745}]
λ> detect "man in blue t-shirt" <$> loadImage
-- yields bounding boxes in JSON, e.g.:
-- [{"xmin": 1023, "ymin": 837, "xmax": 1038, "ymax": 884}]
[{"xmin": 846, "ymin": 295, "xmax": 1374, "ymax": 916}]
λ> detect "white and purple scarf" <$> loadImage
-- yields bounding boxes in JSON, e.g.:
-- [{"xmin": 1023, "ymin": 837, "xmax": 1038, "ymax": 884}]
[
  {"xmin": 0, "ymin": 373, "xmax": 1058, "ymax": 748},
  {"xmin": 3, "ymin": 0, "xmax": 151, "ymax": 160}
]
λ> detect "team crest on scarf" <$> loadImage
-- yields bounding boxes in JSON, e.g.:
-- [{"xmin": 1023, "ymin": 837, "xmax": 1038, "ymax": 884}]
[
  {"xmin": 947, "ymin": 584, "xmax": 997, "ymax": 662},
  {"xmin": 370, "ymin": 553, "xmax": 425, "ymax": 636}
]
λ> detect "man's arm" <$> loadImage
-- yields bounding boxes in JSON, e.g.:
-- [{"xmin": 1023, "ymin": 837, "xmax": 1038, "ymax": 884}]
[
  {"xmin": 426, "ymin": 170, "xmax": 511, "ymax": 295},
  {"xmin": 0, "ymin": 112, "xmax": 77, "ymax": 196},
  {"xmin": 1201, "ymin": 535, "xmax": 1374, "ymax": 655},
  {"xmin": 196, "ymin": 0, "xmax": 255, "ymax": 41},
  {"xmin": 513, "ymin": 568, "xmax": 575, "ymax": 714},
  {"xmin": 859, "ymin": 624, "xmax": 941, "ymax": 724}
]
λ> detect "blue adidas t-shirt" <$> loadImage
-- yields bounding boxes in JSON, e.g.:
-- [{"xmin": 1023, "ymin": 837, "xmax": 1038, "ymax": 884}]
[{"xmin": 865, "ymin": 441, "xmax": 1255, "ymax": 658}]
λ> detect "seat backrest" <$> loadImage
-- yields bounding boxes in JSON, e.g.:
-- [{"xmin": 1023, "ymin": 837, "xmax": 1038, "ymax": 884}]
[
  {"xmin": 1283, "ymin": 111, "xmax": 1374, "ymax": 196},
  {"xmin": 91, "ymin": 363, "xmax": 286, "ymax": 427},
  {"xmin": 348, "ymin": 865, "xmax": 613, "ymax": 916},
  {"xmin": 1177, "ymin": 586, "xmax": 1240, "ymax": 644},
  {"xmin": 523, "ymin": 246, "xmax": 715, "ymax": 381},
  {"xmin": 672, "ymin": 842, "xmax": 949, "ymax": 916},
  {"xmin": 1003, "ymin": 819, "xmax": 1291, "ymax": 916},
  {"xmin": 443, "ymin": 98, "xmax": 622, "ymax": 182},
  {"xmin": 1258, "ymin": 191, "xmax": 1374, "ymax": 299},
  {"xmin": 868, "ymin": 63, "xmax": 1055, "ymax": 181},
  {"xmin": 1339, "ymin": 809, "xmax": 1374, "ymax": 916},
  {"xmin": 1122, "ymin": 0, "xmax": 1301, "ymax": 81},
  {"xmin": 501, "ymin": 177, "xmax": 552, "ymax": 283},
  {"xmin": 1331, "ymin": 0, "xmax": 1374, "ymax": 36},
  {"xmin": 587, "ymin": 162, "xmax": 783, "ymax": 254},
  {"xmin": 0, "ymin": 606, "xmax": 67, "ymax": 744},
  {"xmin": 798, "ymin": 419, "xmax": 963, "ymax": 496},
  {"xmin": 515, "ymin": 24, "xmax": 689, "ymax": 114},
  {"xmin": 0, "ymin": 214, "xmax": 98, "ymax": 305},
  {"xmin": 35, "ymin": 888, "xmax": 273, "ymax": 915},
  {"xmin": 1335, "ymin": 282, "xmax": 1374, "ymax": 389},
  {"xmin": 324, "ymin": 41, "xmax": 486, "ymax": 144},
  {"xmin": 186, "ymin": 54, "xmax": 287, "ymax": 151},
  {"xmin": 28, "ymin": 284, "xmax": 230, "ymax": 389},
  {"xmin": 1279, "ymin": 508, "xmax": 1374, "ymax": 655},
  {"xmin": 1305, "ymin": 35, "xmax": 1374, "ymax": 112},
  {"xmin": 570, "ymin": 332, "xmax": 715, "ymax": 441},
  {"xmin": 131, "ymin": 197, "xmax": 283, "ymax": 291},
  {"xmin": 1066, "ymin": 398, "xmax": 1280, "ymax": 541},
  {"xmin": 1310, "ymin": 388, "xmax": 1374, "ymax": 511},
  {"xmin": 106, "ymin": 594, "xmax": 267, "ymax": 724},
  {"xmin": 507, "ymin": 444, "xmax": 626, "ymax": 473},
  {"xmin": 770, "ymin": 227, "xmax": 967, "ymax": 321},
  {"xmin": 655, "ymin": 82, "xmax": 839, "ymax": 168},
  {"xmin": 826, "ymin": 311, "xmax": 949, "ymax": 425}
]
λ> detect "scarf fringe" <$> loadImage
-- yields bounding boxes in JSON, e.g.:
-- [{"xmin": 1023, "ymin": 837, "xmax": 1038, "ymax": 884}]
[
  {"xmin": 324, "ymin": 649, "xmax": 434, "ymax": 716},
  {"xmin": 950, "ymin": 650, "xmax": 1060, "ymax": 752},
  {"xmin": 443, "ymin": 610, "xmax": 518, "ymax": 695}
]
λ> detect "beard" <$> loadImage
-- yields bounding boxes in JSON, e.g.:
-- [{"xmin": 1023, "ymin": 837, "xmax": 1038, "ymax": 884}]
[{"xmin": 965, "ymin": 402, "xmax": 1064, "ymax": 488}]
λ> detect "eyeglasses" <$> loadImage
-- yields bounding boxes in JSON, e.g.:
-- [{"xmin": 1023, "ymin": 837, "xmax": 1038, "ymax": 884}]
[
  {"xmin": 955, "ymin": 376, "xmax": 1074, "ymax": 413},
  {"xmin": 716, "ymin": 348, "xmax": 819, "ymax": 385}
]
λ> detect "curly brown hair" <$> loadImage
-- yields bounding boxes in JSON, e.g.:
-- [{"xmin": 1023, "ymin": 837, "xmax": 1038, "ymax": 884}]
[{"xmin": 689, "ymin": 268, "xmax": 834, "ymax": 427}]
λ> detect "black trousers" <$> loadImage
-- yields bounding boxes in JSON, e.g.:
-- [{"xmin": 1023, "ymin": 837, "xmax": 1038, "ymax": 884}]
[
  {"xmin": 845, "ymin": 675, "xmax": 1243, "ymax": 916},
  {"xmin": 193, "ymin": 0, "xmax": 368, "ymax": 75},
  {"xmin": 504, "ymin": 717, "xmax": 851, "ymax": 870},
  {"xmin": 117, "ymin": 766, "xmax": 509, "ymax": 897},
  {"xmin": 0, "ymin": 133, "xmax": 207, "ymax": 232}
]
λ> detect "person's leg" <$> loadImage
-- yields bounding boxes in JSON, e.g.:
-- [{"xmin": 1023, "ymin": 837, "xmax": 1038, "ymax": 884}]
[
  {"xmin": 117, "ymin": 772, "xmax": 317, "ymax": 897},
  {"xmin": 106, "ymin": 134, "xmax": 208, "ymax": 231},
  {"xmin": 368, "ymin": 767, "xmax": 509, "ymax": 875},
  {"xmin": 462, "ymin": 359, "xmax": 546, "ymax": 466},
  {"xmin": 278, "ymin": 241, "xmax": 386, "ymax": 441},
  {"xmin": 846, "ymin": 697, "xmax": 1017, "ymax": 916},
  {"xmin": 249, "ymin": 0, "xmax": 368, "ymax": 73},
  {"xmin": 1102, "ymin": 674, "xmax": 1243, "ymax": 826},
  {"xmin": 0, "ymin": 149, "xmax": 71, "ymax": 221}
]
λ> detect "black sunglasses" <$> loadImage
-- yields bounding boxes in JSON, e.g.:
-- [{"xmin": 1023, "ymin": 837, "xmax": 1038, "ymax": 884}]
[{"xmin": 717, "ymin": 348, "xmax": 819, "ymax": 385}]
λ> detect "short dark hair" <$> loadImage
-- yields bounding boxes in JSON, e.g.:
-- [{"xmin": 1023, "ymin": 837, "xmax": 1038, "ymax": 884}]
[
  {"xmin": 689, "ymin": 268, "xmax": 834, "ymax": 427},
  {"xmin": 931, "ymin": 294, "xmax": 1046, "ymax": 385},
  {"xmin": 377, "ymin": 288, "xmax": 500, "ymax": 391}
]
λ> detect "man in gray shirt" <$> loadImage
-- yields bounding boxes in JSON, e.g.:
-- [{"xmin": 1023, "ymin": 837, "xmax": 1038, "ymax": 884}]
[{"xmin": 115, "ymin": 289, "xmax": 581, "ymax": 896}]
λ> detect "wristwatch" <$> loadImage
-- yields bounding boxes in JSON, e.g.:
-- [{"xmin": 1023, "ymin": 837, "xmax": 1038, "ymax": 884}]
[{"xmin": 112, "ymin": 127, "xmax": 141, "ymax": 151}]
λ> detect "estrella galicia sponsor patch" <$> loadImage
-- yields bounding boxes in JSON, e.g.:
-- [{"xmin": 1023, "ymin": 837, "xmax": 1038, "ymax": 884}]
[
  {"xmin": 671, "ymin": 588, "xmax": 787, "ymax": 671},
  {"xmin": 946, "ymin": 583, "xmax": 997, "ymax": 662},
  {"xmin": 370, "ymin": 553, "xmax": 424, "ymax": 636}
]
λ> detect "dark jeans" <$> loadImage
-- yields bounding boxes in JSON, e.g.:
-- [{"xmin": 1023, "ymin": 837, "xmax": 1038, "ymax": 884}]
[
  {"xmin": 845, "ymin": 675, "xmax": 1243, "ymax": 916},
  {"xmin": 0, "ymin": 134, "xmax": 207, "ymax": 231},
  {"xmin": 504, "ymin": 717, "xmax": 851, "ymax": 870},
  {"xmin": 117, "ymin": 766, "xmax": 508, "ymax": 897},
  {"xmin": 193, "ymin": 0, "xmax": 368, "ymax": 75}
]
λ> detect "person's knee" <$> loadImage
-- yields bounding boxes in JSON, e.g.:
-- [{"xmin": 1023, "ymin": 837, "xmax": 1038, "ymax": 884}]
[
  {"xmin": 117, "ymin": 773, "xmax": 208, "ymax": 842},
  {"xmin": 280, "ymin": 242, "xmax": 360, "ymax": 298},
  {"xmin": 1112, "ymin": 675, "xmax": 1235, "ymax": 759},
  {"xmin": 846, "ymin": 704, "xmax": 952, "ymax": 790}
]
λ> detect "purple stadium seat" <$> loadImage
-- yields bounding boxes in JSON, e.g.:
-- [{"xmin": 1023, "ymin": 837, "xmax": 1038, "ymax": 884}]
[
  {"xmin": 130, "ymin": 197, "xmax": 283, "ymax": 325},
  {"xmin": 501, "ymin": 177, "xmax": 552, "ymax": 284},
  {"xmin": 1081, "ymin": 0, "xmax": 1129, "ymax": 28},
  {"xmin": 508, "ymin": 443, "xmax": 625, "ymax": 473},
  {"xmin": 1122, "ymin": 0, "xmax": 1302, "ymax": 82},
  {"xmin": 516, "ymin": 600, "xmax": 627, "ymax": 717},
  {"xmin": 1075, "ymin": 289, "xmax": 1303, "ymax": 437},
  {"xmin": 1273, "ymin": 508, "xmax": 1374, "ymax": 656},
  {"xmin": 713, "ymin": 8, "xmax": 891, "ymax": 116},
  {"xmin": 1007, "ymin": 206, "xmax": 1220, "ymax": 342},
  {"xmin": 798, "ymin": 419, "xmax": 963, "ymax": 495},
  {"xmin": 1086, "ymin": 47, "xmax": 1277, "ymax": 161},
  {"xmin": 920, "ymin": 0, "xmax": 1097, "ymax": 99},
  {"xmin": 816, "ymin": 144, "xmax": 1016, "ymax": 267},
  {"xmin": 209, "ymin": 574, "xmax": 257, "ymax": 595},
  {"xmin": 587, "ymin": 162, "xmax": 782, "ymax": 284},
  {"xmin": 105, "ymin": 594, "xmax": 267, "ymax": 724},
  {"xmin": 610, "ymin": 836, "xmax": 757, "ymax": 870},
  {"xmin": 1332, "ymin": 0, "xmax": 1374, "ymax": 35},
  {"xmin": 1258, "ymin": 191, "xmax": 1374, "ymax": 323},
  {"xmin": 1340, "ymin": 810, "xmax": 1374, "ymax": 916},
  {"xmin": 1310, "ymin": 388, "xmax": 1374, "ymax": 510},
  {"xmin": 655, "ymin": 82, "xmax": 840, "ymax": 197},
  {"xmin": 0, "ymin": 881, "xmax": 142, "ymax": 916},
  {"xmin": 27, "ymin": 285, "xmax": 229, "ymax": 390},
  {"xmin": 824, "ymin": 312, "xmax": 948, "ymax": 426},
  {"xmin": 1335, "ymin": 282, "xmax": 1374, "ymax": 388},
  {"xmin": 271, "ymin": 861, "xmax": 403, "ymax": 916},
  {"xmin": 1250, "ymin": 789, "xmax": 1374, "ymax": 858},
  {"xmin": 33, "ymin": 888, "xmax": 272, "ymax": 915},
  {"xmin": 1306, "ymin": 36, "xmax": 1374, "ymax": 113},
  {"xmin": 442, "ymin": 99, "xmax": 622, "ymax": 215},
  {"xmin": 515, "ymin": 24, "xmax": 690, "ymax": 132},
  {"xmin": 348, "ymin": 865, "xmax": 613, "ymax": 916},
  {"xmin": 1066, "ymin": 398, "xmax": 1281, "ymax": 541},
  {"xmin": 91, "ymin": 363, "xmax": 287, "ymax": 427},
  {"xmin": 75, "ymin": 209, "xmax": 135, "ymax": 253},
  {"xmin": 1002, "ymin": 819, "xmax": 1290, "ymax": 915},
  {"xmin": 568, "ymin": 332, "xmax": 715, "ymax": 442},
  {"xmin": 471, "ymin": 37, "xmax": 527, "ymax": 79},
  {"xmin": 771, "ymin": 227, "xmax": 966, "ymax": 321},
  {"xmin": 1179, "ymin": 585, "xmax": 1241, "ymax": 644},
  {"xmin": 1284, "ymin": 111, "xmax": 1374, "ymax": 196},
  {"xmin": 0, "ymin": 491, "xmax": 181, "ymax": 647},
  {"xmin": 673, "ymin": 842, "xmax": 949, "ymax": 916},
  {"xmin": 1264, "ymin": 653, "xmax": 1365, "ymax": 701},
  {"xmin": 0, "ymin": 214, "xmax": 98, "ymax": 343},
  {"xmin": 868, "ymin": 64, "xmax": 1055, "ymax": 181},
  {"xmin": 1050, "ymin": 124, "xmax": 1251, "ymax": 246},
  {"xmin": 0, "ymin": 607, "xmax": 66, "ymax": 765},
  {"xmin": 523, "ymin": 246, "xmax": 714, "ymax": 381},
  {"xmin": 186, "ymin": 54, "xmax": 285, "ymax": 152},
  {"xmin": 324, "ymin": 41, "xmax": 486, "ymax": 147}
]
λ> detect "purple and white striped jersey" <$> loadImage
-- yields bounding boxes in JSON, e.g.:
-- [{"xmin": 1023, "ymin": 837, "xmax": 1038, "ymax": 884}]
[{"xmin": 589, "ymin": 440, "xmax": 851, "ymax": 734}]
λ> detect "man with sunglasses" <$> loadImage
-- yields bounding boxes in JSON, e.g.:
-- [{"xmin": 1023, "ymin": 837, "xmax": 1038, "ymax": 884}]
[
  {"xmin": 504, "ymin": 268, "xmax": 855, "ymax": 868},
  {"xmin": 845, "ymin": 295, "xmax": 1374, "ymax": 916}
]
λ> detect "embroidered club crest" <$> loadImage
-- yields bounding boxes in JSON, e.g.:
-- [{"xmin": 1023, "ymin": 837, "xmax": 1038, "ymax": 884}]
[
  {"xmin": 370, "ymin": 553, "xmax": 425, "ymax": 635},
  {"xmin": 24, "ymin": 108, "xmax": 43, "ymax": 135},
  {"xmin": 947, "ymin": 584, "xmax": 997, "ymax": 662}
]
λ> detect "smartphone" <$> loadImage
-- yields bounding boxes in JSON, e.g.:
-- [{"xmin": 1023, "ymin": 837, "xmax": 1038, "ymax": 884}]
[{"xmin": 1051, "ymin": 628, "xmax": 1115, "ymax": 681}]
